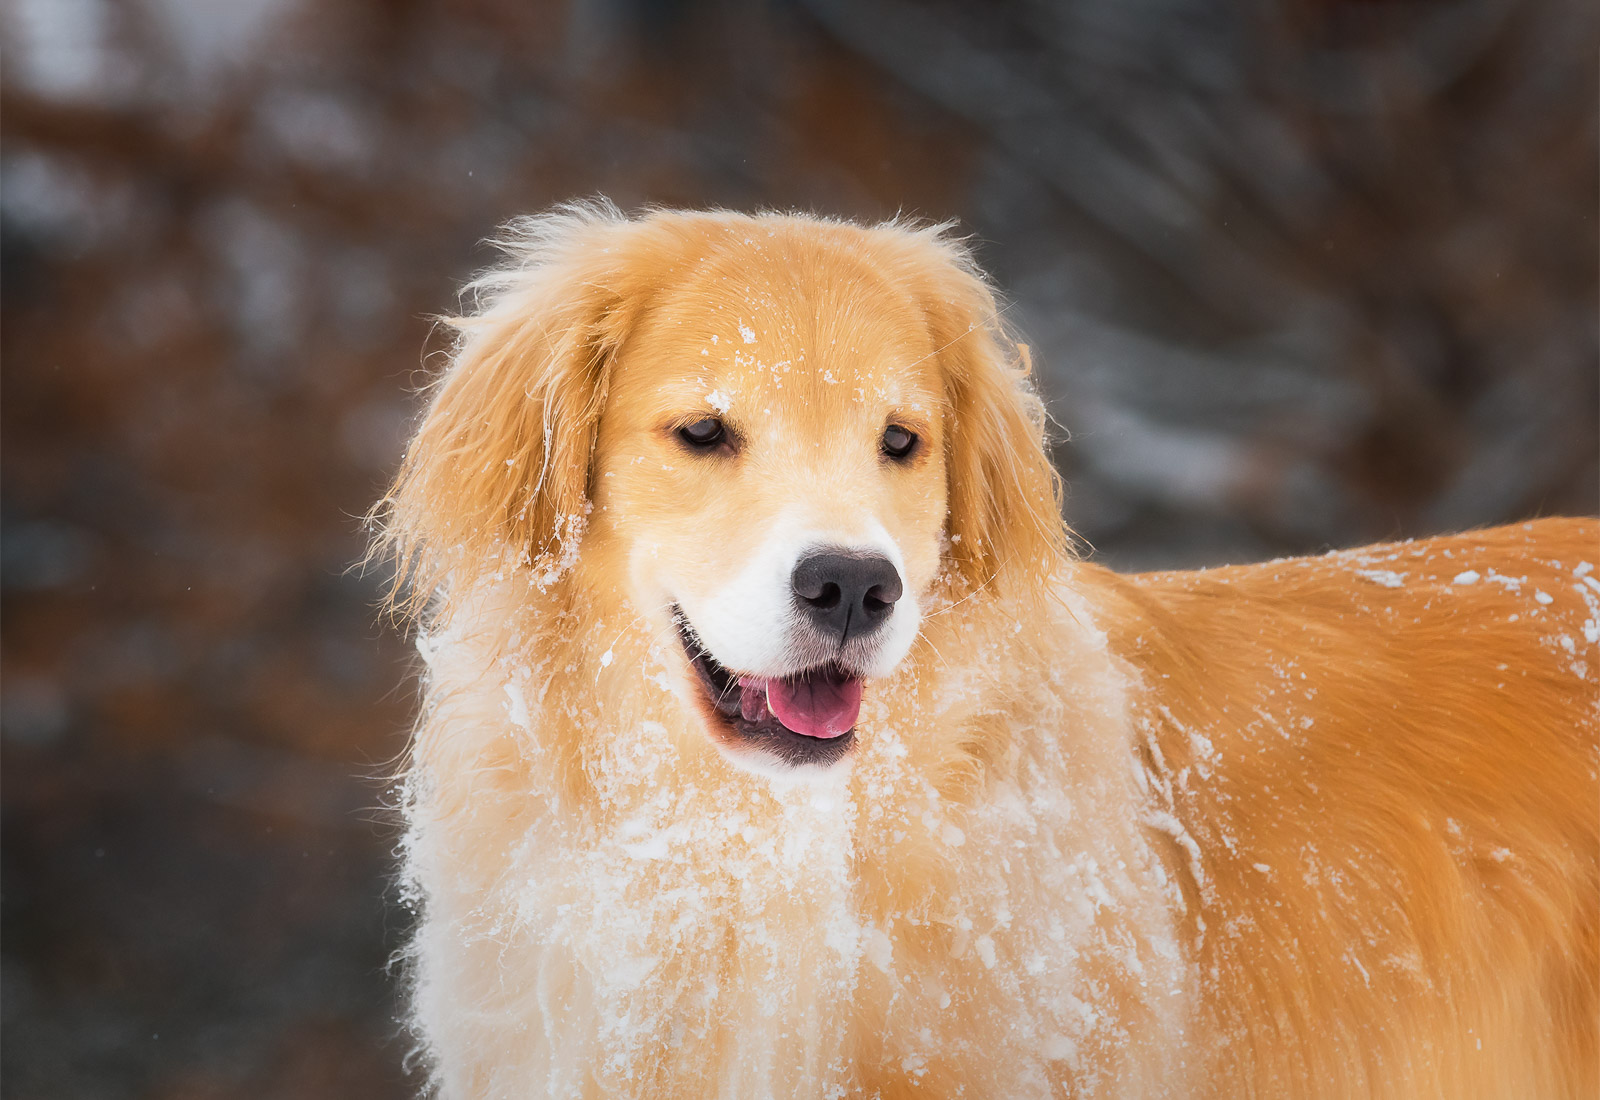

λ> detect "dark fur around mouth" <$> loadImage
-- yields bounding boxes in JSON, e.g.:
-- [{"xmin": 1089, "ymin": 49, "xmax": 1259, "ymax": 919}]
[{"xmin": 672, "ymin": 609, "xmax": 857, "ymax": 768}]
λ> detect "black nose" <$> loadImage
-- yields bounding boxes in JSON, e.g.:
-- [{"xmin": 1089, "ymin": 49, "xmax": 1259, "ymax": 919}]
[{"xmin": 791, "ymin": 550, "xmax": 904, "ymax": 645}]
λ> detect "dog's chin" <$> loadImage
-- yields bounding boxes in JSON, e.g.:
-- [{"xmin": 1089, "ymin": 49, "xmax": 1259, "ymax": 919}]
[{"xmin": 672, "ymin": 609, "xmax": 861, "ymax": 772}]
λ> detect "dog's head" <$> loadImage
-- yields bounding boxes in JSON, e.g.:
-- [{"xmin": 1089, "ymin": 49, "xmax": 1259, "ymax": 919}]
[{"xmin": 379, "ymin": 204, "xmax": 1066, "ymax": 772}]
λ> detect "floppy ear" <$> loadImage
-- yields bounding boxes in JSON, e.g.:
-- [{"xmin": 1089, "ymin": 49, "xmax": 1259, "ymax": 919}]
[
  {"xmin": 904, "ymin": 228, "xmax": 1071, "ymax": 594},
  {"xmin": 372, "ymin": 203, "xmax": 654, "ymax": 620}
]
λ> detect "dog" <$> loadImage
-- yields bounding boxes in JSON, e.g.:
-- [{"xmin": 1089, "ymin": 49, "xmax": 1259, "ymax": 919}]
[{"xmin": 373, "ymin": 203, "xmax": 1597, "ymax": 1098}]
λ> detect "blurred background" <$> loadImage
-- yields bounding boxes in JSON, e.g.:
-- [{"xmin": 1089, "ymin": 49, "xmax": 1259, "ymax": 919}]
[{"xmin": 2, "ymin": 0, "xmax": 1595, "ymax": 1095}]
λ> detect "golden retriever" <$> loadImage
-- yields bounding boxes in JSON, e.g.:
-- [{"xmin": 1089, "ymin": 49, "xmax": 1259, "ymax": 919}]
[{"xmin": 373, "ymin": 203, "xmax": 1597, "ymax": 1098}]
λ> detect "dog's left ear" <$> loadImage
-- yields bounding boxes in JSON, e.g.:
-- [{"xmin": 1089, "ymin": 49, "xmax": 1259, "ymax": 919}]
[{"xmin": 902, "ymin": 228, "xmax": 1070, "ymax": 595}]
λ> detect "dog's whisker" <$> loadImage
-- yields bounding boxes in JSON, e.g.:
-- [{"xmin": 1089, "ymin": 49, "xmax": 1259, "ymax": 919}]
[
  {"xmin": 925, "ymin": 561, "xmax": 1005, "ymax": 621},
  {"xmin": 916, "ymin": 630, "xmax": 953, "ymax": 671}
]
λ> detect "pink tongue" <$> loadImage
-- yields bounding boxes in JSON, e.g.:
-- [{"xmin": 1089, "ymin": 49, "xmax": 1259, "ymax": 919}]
[{"xmin": 737, "ymin": 669, "xmax": 862, "ymax": 739}]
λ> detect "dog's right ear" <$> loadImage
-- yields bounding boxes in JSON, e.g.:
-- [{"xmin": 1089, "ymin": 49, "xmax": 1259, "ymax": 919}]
[
  {"xmin": 371, "ymin": 203, "xmax": 655, "ymax": 620},
  {"xmin": 894, "ymin": 225, "xmax": 1071, "ymax": 599}
]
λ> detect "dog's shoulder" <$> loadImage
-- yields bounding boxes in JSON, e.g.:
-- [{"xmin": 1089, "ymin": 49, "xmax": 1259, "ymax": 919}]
[
  {"xmin": 1077, "ymin": 517, "xmax": 1598, "ymax": 1095},
  {"xmin": 1079, "ymin": 514, "xmax": 1597, "ymax": 919}
]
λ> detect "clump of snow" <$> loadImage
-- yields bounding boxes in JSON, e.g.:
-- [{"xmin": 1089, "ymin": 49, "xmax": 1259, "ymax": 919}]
[
  {"xmin": 504, "ymin": 681, "xmax": 533, "ymax": 731},
  {"xmin": 1452, "ymin": 570, "xmax": 1480, "ymax": 585},
  {"xmin": 705, "ymin": 389, "xmax": 731, "ymax": 413},
  {"xmin": 532, "ymin": 508, "xmax": 588, "ymax": 589},
  {"xmin": 1348, "ymin": 953, "xmax": 1372, "ymax": 986},
  {"xmin": 1533, "ymin": 589, "xmax": 1553, "ymax": 605},
  {"xmin": 738, "ymin": 323, "xmax": 757, "ymax": 344},
  {"xmin": 1355, "ymin": 569, "xmax": 1406, "ymax": 589}
]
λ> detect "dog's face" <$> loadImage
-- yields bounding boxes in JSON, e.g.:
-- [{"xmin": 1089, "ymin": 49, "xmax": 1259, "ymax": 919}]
[
  {"xmin": 591, "ymin": 249, "xmax": 950, "ymax": 770},
  {"xmin": 381, "ymin": 209, "xmax": 1064, "ymax": 775}
]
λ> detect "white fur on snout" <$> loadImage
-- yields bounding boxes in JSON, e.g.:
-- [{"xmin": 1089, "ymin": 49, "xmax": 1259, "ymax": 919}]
[
  {"xmin": 672, "ymin": 511, "xmax": 920, "ymax": 680},
  {"xmin": 673, "ymin": 513, "xmax": 805, "ymax": 678}
]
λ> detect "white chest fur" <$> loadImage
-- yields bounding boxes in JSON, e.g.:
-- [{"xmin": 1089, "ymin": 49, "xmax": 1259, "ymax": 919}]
[{"xmin": 400, "ymin": 591, "xmax": 1193, "ymax": 1099}]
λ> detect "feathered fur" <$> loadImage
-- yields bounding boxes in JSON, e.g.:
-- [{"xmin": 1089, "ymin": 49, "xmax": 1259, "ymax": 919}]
[{"xmin": 375, "ymin": 205, "xmax": 1598, "ymax": 1098}]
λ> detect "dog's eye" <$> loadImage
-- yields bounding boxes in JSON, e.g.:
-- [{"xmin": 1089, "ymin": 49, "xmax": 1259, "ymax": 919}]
[
  {"xmin": 678, "ymin": 417, "xmax": 727, "ymax": 449},
  {"xmin": 881, "ymin": 425, "xmax": 918, "ymax": 460}
]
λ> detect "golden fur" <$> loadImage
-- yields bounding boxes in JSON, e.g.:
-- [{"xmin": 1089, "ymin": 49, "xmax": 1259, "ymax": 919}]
[{"xmin": 375, "ymin": 203, "xmax": 1598, "ymax": 1098}]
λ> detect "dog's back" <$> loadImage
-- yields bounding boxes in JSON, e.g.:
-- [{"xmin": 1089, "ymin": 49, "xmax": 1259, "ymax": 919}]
[{"xmin": 1091, "ymin": 517, "xmax": 1598, "ymax": 1097}]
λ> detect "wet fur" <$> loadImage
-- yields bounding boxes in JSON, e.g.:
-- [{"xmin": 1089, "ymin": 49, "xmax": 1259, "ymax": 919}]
[{"xmin": 376, "ymin": 204, "xmax": 1598, "ymax": 1098}]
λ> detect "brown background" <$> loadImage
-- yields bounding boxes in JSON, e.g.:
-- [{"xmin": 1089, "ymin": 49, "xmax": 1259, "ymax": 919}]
[{"xmin": 3, "ymin": 1, "xmax": 1595, "ymax": 1096}]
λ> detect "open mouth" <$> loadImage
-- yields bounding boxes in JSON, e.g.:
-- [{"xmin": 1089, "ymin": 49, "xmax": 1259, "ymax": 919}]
[{"xmin": 673, "ymin": 608, "xmax": 861, "ymax": 767}]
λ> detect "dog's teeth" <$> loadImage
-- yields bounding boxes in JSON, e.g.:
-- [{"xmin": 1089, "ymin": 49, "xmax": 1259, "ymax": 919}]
[{"xmin": 738, "ymin": 679, "xmax": 769, "ymax": 722}]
